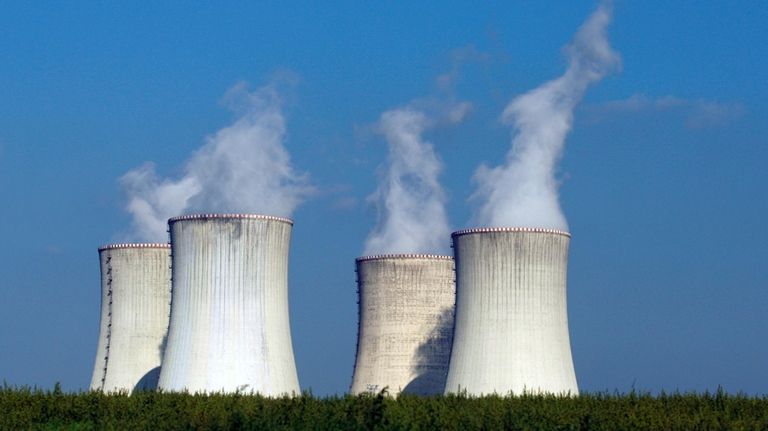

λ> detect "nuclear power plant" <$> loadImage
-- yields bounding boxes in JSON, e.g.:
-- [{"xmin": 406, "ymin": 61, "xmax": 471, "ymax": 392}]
[
  {"xmin": 89, "ymin": 243, "xmax": 171, "ymax": 393},
  {"xmin": 88, "ymin": 221, "xmax": 580, "ymax": 397},
  {"xmin": 444, "ymin": 227, "xmax": 578, "ymax": 396},
  {"xmin": 156, "ymin": 214, "xmax": 300, "ymax": 395},
  {"xmin": 80, "ymin": 3, "xmax": 609, "ymax": 396},
  {"xmin": 350, "ymin": 254, "xmax": 455, "ymax": 396}
]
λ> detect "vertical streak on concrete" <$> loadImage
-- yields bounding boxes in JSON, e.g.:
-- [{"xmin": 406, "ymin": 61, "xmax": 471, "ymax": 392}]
[
  {"xmin": 445, "ymin": 228, "xmax": 578, "ymax": 395},
  {"xmin": 89, "ymin": 244, "xmax": 171, "ymax": 392},
  {"xmin": 350, "ymin": 255, "xmax": 455, "ymax": 396},
  {"xmin": 157, "ymin": 214, "xmax": 300, "ymax": 395}
]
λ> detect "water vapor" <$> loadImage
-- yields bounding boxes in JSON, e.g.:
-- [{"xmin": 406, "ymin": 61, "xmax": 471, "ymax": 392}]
[
  {"xmin": 471, "ymin": 2, "xmax": 620, "ymax": 230},
  {"xmin": 586, "ymin": 94, "xmax": 745, "ymax": 129},
  {"xmin": 364, "ymin": 98, "xmax": 470, "ymax": 256},
  {"xmin": 121, "ymin": 83, "xmax": 312, "ymax": 242}
]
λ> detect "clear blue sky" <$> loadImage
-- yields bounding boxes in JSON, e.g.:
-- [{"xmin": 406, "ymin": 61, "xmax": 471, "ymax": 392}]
[{"xmin": 1, "ymin": 1, "xmax": 766, "ymax": 395}]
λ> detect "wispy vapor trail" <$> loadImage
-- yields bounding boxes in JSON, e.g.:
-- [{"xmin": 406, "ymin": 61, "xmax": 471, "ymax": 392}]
[
  {"xmin": 585, "ymin": 94, "xmax": 745, "ymax": 129},
  {"xmin": 364, "ymin": 98, "xmax": 470, "ymax": 256},
  {"xmin": 120, "ymin": 166, "xmax": 200, "ymax": 243},
  {"xmin": 471, "ymin": 2, "xmax": 620, "ymax": 230},
  {"xmin": 121, "ymin": 82, "xmax": 312, "ymax": 242}
]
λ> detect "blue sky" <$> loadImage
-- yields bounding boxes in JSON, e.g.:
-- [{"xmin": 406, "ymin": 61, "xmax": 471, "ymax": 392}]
[{"xmin": 1, "ymin": 1, "xmax": 766, "ymax": 395}]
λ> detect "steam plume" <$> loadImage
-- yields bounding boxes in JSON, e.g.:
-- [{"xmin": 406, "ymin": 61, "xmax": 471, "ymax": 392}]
[
  {"xmin": 364, "ymin": 100, "xmax": 470, "ymax": 256},
  {"xmin": 472, "ymin": 2, "xmax": 620, "ymax": 230},
  {"xmin": 121, "ymin": 83, "xmax": 312, "ymax": 242}
]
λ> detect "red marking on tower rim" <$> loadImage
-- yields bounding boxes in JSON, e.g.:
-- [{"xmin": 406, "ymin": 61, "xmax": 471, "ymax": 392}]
[
  {"xmin": 98, "ymin": 243, "xmax": 171, "ymax": 252},
  {"xmin": 355, "ymin": 254, "xmax": 454, "ymax": 262},
  {"xmin": 452, "ymin": 227, "xmax": 571, "ymax": 238},
  {"xmin": 168, "ymin": 213, "xmax": 293, "ymax": 225}
]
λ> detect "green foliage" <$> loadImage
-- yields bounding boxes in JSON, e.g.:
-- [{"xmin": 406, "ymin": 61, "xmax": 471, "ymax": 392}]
[{"xmin": 1, "ymin": 384, "xmax": 767, "ymax": 430}]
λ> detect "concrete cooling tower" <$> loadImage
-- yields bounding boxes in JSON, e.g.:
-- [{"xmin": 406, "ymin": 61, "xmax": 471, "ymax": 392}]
[
  {"xmin": 350, "ymin": 254, "xmax": 455, "ymax": 396},
  {"xmin": 157, "ymin": 214, "xmax": 300, "ymax": 395},
  {"xmin": 89, "ymin": 243, "xmax": 171, "ymax": 393},
  {"xmin": 444, "ymin": 228, "xmax": 578, "ymax": 396}
]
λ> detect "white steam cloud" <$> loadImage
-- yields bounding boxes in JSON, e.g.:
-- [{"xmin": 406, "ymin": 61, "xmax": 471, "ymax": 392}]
[
  {"xmin": 364, "ymin": 100, "xmax": 470, "ymax": 256},
  {"xmin": 121, "ymin": 83, "xmax": 312, "ymax": 242},
  {"xmin": 471, "ymin": 2, "xmax": 620, "ymax": 230}
]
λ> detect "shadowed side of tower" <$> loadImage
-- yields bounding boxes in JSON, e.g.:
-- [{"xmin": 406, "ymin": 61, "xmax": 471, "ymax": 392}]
[{"xmin": 351, "ymin": 255, "xmax": 455, "ymax": 396}]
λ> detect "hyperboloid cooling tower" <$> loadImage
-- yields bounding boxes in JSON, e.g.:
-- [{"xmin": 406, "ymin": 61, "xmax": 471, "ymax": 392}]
[
  {"xmin": 89, "ymin": 243, "xmax": 171, "ymax": 393},
  {"xmin": 350, "ymin": 254, "xmax": 455, "ymax": 396},
  {"xmin": 444, "ymin": 228, "xmax": 578, "ymax": 396},
  {"xmin": 157, "ymin": 214, "xmax": 300, "ymax": 395}
]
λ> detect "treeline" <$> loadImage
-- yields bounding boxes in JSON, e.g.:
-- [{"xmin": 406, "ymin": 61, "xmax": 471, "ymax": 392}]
[{"xmin": 2, "ymin": 385, "xmax": 767, "ymax": 430}]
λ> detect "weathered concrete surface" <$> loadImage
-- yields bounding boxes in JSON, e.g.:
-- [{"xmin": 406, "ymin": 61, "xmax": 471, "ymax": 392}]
[
  {"xmin": 445, "ymin": 228, "xmax": 578, "ymax": 396},
  {"xmin": 350, "ymin": 255, "xmax": 455, "ymax": 396},
  {"xmin": 89, "ymin": 244, "xmax": 171, "ymax": 393},
  {"xmin": 157, "ymin": 214, "xmax": 300, "ymax": 395}
]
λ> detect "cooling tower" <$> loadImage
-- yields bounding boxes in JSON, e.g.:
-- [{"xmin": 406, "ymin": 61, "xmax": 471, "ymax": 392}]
[
  {"xmin": 444, "ymin": 228, "xmax": 578, "ymax": 396},
  {"xmin": 350, "ymin": 254, "xmax": 455, "ymax": 396},
  {"xmin": 157, "ymin": 214, "xmax": 300, "ymax": 395},
  {"xmin": 89, "ymin": 243, "xmax": 171, "ymax": 393}
]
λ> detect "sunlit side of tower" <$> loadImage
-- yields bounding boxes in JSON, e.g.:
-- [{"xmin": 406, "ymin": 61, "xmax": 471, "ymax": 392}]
[
  {"xmin": 350, "ymin": 254, "xmax": 455, "ymax": 396},
  {"xmin": 157, "ymin": 214, "xmax": 300, "ymax": 395},
  {"xmin": 444, "ymin": 228, "xmax": 578, "ymax": 395},
  {"xmin": 89, "ymin": 243, "xmax": 171, "ymax": 392}
]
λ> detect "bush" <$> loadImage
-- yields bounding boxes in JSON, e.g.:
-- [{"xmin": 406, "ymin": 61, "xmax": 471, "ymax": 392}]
[{"xmin": 1, "ymin": 384, "xmax": 766, "ymax": 430}]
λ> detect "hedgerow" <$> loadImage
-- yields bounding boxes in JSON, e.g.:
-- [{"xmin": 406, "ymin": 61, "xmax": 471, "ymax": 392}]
[{"xmin": 1, "ymin": 384, "xmax": 766, "ymax": 430}]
